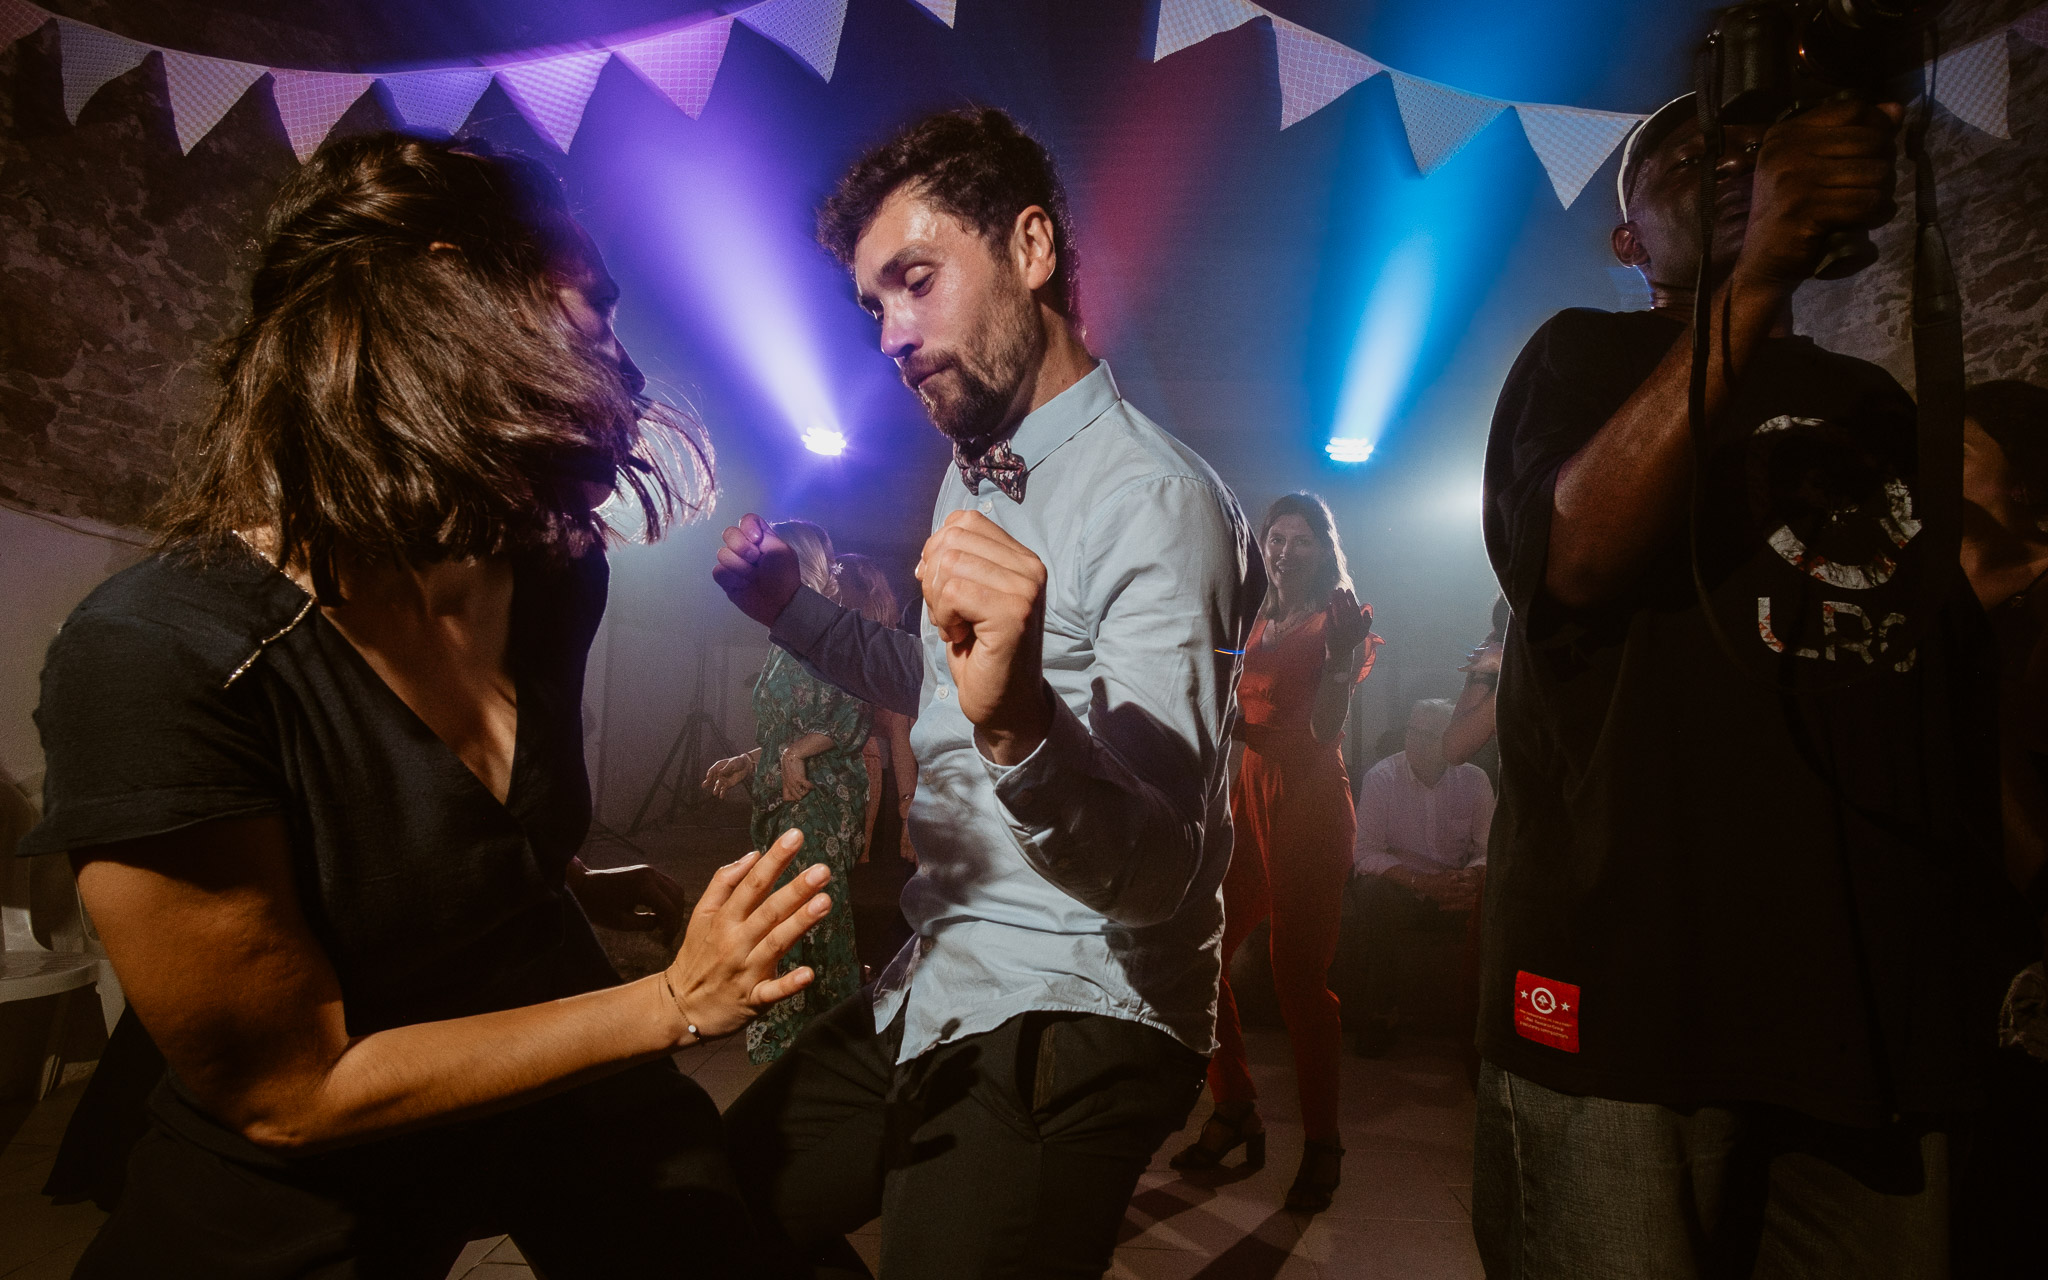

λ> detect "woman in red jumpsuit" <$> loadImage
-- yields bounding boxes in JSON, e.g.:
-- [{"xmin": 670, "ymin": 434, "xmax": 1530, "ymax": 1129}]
[{"xmin": 1172, "ymin": 492, "xmax": 1375, "ymax": 1212}]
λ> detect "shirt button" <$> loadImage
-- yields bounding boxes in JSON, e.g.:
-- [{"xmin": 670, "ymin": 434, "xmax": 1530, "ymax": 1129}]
[
  {"xmin": 977, "ymin": 500, "xmax": 993, "ymax": 514},
  {"xmin": 937, "ymin": 687, "xmax": 950, "ymax": 700}
]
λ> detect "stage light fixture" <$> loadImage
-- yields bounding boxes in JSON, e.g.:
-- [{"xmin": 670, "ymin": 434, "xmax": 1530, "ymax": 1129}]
[
  {"xmin": 1325, "ymin": 438, "xmax": 1375, "ymax": 464},
  {"xmin": 801, "ymin": 428, "xmax": 848, "ymax": 456}
]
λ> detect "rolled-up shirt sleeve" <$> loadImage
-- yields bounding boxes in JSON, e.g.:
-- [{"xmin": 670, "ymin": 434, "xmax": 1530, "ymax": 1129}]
[
  {"xmin": 983, "ymin": 475, "xmax": 1251, "ymax": 929},
  {"xmin": 768, "ymin": 585, "xmax": 923, "ymax": 716},
  {"xmin": 1484, "ymin": 309, "xmax": 1669, "ymax": 645},
  {"xmin": 23, "ymin": 612, "xmax": 286, "ymax": 858}
]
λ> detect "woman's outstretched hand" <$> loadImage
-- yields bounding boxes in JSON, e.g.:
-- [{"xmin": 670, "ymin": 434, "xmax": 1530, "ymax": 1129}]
[
  {"xmin": 701, "ymin": 752, "xmax": 755, "ymax": 801},
  {"xmin": 1324, "ymin": 587, "xmax": 1375, "ymax": 659},
  {"xmin": 661, "ymin": 829, "xmax": 831, "ymax": 1043}
]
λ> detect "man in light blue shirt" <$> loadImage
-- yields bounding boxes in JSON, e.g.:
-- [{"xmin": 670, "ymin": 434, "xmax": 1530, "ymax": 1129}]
[{"xmin": 713, "ymin": 108, "xmax": 1261, "ymax": 1278}]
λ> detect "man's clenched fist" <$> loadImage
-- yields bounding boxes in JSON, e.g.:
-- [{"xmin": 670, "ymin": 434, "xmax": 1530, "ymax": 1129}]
[
  {"xmin": 713, "ymin": 513, "xmax": 801, "ymax": 628},
  {"xmin": 918, "ymin": 510, "xmax": 1052, "ymax": 766}
]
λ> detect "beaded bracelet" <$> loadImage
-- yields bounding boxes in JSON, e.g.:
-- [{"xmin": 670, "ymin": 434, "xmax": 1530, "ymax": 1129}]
[{"xmin": 661, "ymin": 971, "xmax": 700, "ymax": 1040}]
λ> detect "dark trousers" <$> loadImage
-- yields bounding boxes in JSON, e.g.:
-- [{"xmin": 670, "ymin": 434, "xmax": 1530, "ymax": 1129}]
[
  {"xmin": 1952, "ymin": 1045, "xmax": 2048, "ymax": 1278},
  {"xmin": 1473, "ymin": 1062, "xmax": 1952, "ymax": 1279},
  {"xmin": 723, "ymin": 991, "xmax": 1208, "ymax": 1279},
  {"xmin": 74, "ymin": 1060, "xmax": 751, "ymax": 1280},
  {"xmin": 1331, "ymin": 873, "xmax": 1481, "ymax": 1029}
]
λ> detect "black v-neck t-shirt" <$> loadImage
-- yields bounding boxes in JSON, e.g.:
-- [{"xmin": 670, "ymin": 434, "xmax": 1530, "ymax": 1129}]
[
  {"xmin": 23, "ymin": 545, "xmax": 768, "ymax": 1270},
  {"xmin": 1480, "ymin": 308, "xmax": 2028, "ymax": 1125},
  {"xmin": 25, "ymin": 542, "xmax": 618, "ymax": 1037}
]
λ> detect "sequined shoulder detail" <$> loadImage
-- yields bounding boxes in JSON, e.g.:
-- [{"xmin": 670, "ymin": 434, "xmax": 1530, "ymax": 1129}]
[{"xmin": 222, "ymin": 594, "xmax": 315, "ymax": 689}]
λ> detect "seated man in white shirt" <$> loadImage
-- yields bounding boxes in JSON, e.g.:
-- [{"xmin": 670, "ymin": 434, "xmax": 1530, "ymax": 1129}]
[{"xmin": 1336, "ymin": 698, "xmax": 1493, "ymax": 1057}]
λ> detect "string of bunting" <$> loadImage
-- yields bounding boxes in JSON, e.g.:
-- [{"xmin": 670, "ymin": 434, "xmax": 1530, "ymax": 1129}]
[
  {"xmin": 0, "ymin": 0, "xmax": 2037, "ymax": 209},
  {"xmin": 1153, "ymin": 0, "xmax": 2038, "ymax": 205},
  {"xmin": 0, "ymin": 0, "xmax": 924, "ymax": 159}
]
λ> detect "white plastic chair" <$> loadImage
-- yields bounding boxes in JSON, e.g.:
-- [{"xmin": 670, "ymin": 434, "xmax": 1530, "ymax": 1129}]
[{"xmin": 2, "ymin": 776, "xmax": 120, "ymax": 1100}]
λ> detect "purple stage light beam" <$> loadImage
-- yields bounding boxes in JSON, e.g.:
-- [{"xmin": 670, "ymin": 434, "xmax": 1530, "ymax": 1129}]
[{"xmin": 626, "ymin": 133, "xmax": 849, "ymax": 459}]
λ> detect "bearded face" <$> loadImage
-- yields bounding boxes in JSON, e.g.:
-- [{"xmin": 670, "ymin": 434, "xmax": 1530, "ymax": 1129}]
[
  {"xmin": 853, "ymin": 189, "xmax": 1051, "ymax": 447},
  {"xmin": 901, "ymin": 262, "xmax": 1040, "ymax": 444}
]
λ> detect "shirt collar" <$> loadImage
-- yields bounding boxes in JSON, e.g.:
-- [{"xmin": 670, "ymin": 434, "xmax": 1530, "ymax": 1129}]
[
  {"xmin": 1003, "ymin": 360, "xmax": 1119, "ymax": 472},
  {"xmin": 1397, "ymin": 751, "xmax": 1447, "ymax": 791}
]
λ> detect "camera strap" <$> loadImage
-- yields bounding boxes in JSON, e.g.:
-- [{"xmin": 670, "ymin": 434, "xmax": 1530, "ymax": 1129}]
[{"xmin": 1906, "ymin": 29, "xmax": 1965, "ymax": 627}]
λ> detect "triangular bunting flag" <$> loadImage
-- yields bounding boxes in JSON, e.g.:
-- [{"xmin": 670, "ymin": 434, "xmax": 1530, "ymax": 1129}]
[
  {"xmin": 736, "ymin": 0, "xmax": 849, "ymax": 82},
  {"xmin": 160, "ymin": 49, "xmax": 265, "ymax": 153},
  {"xmin": 380, "ymin": 68, "xmax": 494, "ymax": 135},
  {"xmin": 1929, "ymin": 32, "xmax": 2009, "ymax": 138},
  {"xmin": 1515, "ymin": 103, "xmax": 1643, "ymax": 208},
  {"xmin": 1389, "ymin": 70, "xmax": 1506, "ymax": 175},
  {"xmin": 907, "ymin": 0, "xmax": 956, "ymax": 25},
  {"xmin": 495, "ymin": 50, "xmax": 612, "ymax": 151},
  {"xmin": 2013, "ymin": 6, "xmax": 2048, "ymax": 50},
  {"xmin": 1, "ymin": 0, "xmax": 47, "ymax": 48},
  {"xmin": 1270, "ymin": 17, "xmax": 1382, "ymax": 128},
  {"xmin": 613, "ymin": 19, "xmax": 733, "ymax": 119},
  {"xmin": 1152, "ymin": 0, "xmax": 1261, "ymax": 62},
  {"xmin": 270, "ymin": 70, "xmax": 373, "ymax": 162},
  {"xmin": 56, "ymin": 18, "xmax": 151, "ymax": 123}
]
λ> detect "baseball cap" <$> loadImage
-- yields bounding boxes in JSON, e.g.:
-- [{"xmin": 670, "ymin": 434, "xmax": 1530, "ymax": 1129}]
[{"xmin": 1616, "ymin": 94, "xmax": 1698, "ymax": 221}]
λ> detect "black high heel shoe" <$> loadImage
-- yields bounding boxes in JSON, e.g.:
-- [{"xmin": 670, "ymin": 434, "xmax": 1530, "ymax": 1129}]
[
  {"xmin": 1168, "ymin": 1106, "xmax": 1267, "ymax": 1172},
  {"xmin": 1283, "ymin": 1138, "xmax": 1344, "ymax": 1211}
]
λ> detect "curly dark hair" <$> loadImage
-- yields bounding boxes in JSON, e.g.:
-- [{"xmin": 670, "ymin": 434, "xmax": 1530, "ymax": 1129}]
[
  {"xmin": 154, "ymin": 132, "xmax": 712, "ymax": 600},
  {"xmin": 816, "ymin": 107, "xmax": 1079, "ymax": 320}
]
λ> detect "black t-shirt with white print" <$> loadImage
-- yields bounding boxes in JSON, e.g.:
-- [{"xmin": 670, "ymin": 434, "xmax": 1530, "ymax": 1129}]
[{"xmin": 1479, "ymin": 307, "xmax": 2025, "ymax": 1125}]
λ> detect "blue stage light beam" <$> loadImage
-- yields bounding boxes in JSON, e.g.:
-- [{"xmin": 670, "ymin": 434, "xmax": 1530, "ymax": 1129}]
[{"xmin": 1326, "ymin": 235, "xmax": 1435, "ymax": 463}]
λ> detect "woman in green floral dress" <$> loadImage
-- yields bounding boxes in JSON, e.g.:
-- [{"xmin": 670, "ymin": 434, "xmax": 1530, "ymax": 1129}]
[{"xmin": 713, "ymin": 521, "xmax": 873, "ymax": 1064}]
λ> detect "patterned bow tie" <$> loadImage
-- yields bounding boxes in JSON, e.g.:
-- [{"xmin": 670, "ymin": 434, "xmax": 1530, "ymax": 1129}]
[{"xmin": 952, "ymin": 437, "xmax": 1028, "ymax": 502}]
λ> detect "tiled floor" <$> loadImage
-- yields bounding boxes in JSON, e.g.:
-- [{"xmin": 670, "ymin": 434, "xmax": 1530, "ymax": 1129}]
[
  {"xmin": 0, "ymin": 1084, "xmax": 106, "ymax": 1279},
  {"xmin": 0, "ymin": 1025, "xmax": 1480, "ymax": 1279}
]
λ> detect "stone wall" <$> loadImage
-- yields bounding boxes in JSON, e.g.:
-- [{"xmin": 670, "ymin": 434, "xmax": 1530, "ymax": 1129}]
[
  {"xmin": 1793, "ymin": 0, "xmax": 2048, "ymax": 390},
  {"xmin": 0, "ymin": 4, "xmax": 380, "ymax": 787},
  {"xmin": 0, "ymin": 5, "xmax": 366, "ymax": 526}
]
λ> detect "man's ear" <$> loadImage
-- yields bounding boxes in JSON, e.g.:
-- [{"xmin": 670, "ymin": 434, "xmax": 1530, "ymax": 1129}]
[
  {"xmin": 1012, "ymin": 205, "xmax": 1058, "ymax": 293},
  {"xmin": 1611, "ymin": 221, "xmax": 1650, "ymax": 270}
]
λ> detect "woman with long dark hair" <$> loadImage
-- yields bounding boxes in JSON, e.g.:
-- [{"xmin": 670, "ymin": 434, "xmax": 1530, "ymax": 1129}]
[
  {"xmin": 1171, "ymin": 492, "xmax": 1376, "ymax": 1211},
  {"xmin": 22, "ymin": 133, "xmax": 829, "ymax": 1277}
]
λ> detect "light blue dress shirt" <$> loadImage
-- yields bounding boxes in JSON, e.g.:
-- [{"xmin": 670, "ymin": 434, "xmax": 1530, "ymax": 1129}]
[{"xmin": 768, "ymin": 362, "xmax": 1262, "ymax": 1063}]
